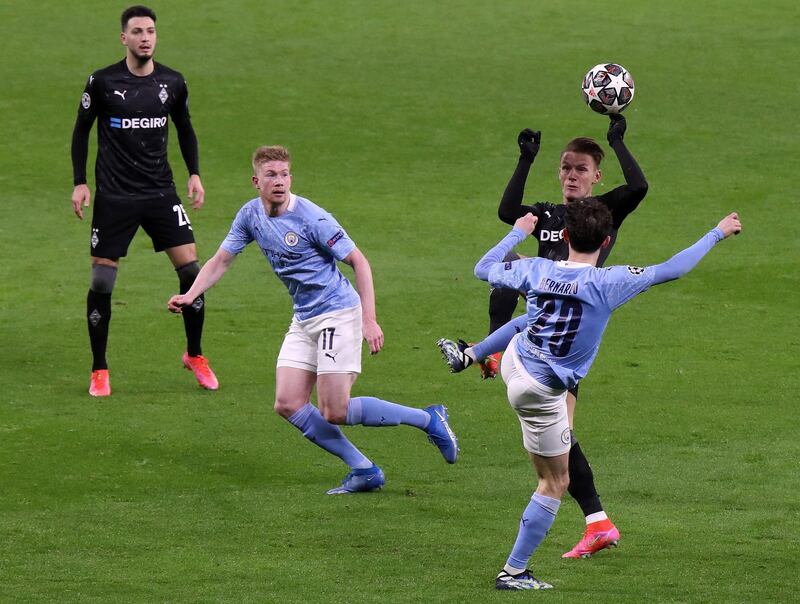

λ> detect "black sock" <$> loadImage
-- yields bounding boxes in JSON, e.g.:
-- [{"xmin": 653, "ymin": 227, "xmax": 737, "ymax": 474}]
[
  {"xmin": 87, "ymin": 289, "xmax": 111, "ymax": 371},
  {"xmin": 488, "ymin": 287, "xmax": 520, "ymax": 334},
  {"xmin": 177, "ymin": 263, "xmax": 204, "ymax": 357},
  {"xmin": 567, "ymin": 440, "xmax": 603, "ymax": 516}
]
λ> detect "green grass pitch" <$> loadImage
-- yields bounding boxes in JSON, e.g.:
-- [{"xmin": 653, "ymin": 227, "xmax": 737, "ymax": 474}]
[{"xmin": 2, "ymin": 1, "xmax": 799, "ymax": 601}]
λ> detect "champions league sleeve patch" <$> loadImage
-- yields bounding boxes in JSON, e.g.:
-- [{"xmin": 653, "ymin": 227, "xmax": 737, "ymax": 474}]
[
  {"xmin": 327, "ymin": 230, "xmax": 344, "ymax": 247},
  {"xmin": 627, "ymin": 266, "xmax": 645, "ymax": 276}
]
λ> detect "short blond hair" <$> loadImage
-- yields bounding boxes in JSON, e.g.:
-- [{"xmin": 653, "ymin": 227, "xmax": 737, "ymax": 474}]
[{"xmin": 252, "ymin": 145, "xmax": 291, "ymax": 173}]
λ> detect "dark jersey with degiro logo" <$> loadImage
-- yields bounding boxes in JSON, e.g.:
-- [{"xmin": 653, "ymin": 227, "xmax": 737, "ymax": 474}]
[
  {"xmin": 71, "ymin": 60, "xmax": 199, "ymax": 200},
  {"xmin": 517, "ymin": 189, "xmax": 638, "ymax": 267}
]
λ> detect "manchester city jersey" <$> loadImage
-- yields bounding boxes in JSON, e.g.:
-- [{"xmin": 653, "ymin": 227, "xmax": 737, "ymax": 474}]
[
  {"xmin": 221, "ymin": 194, "xmax": 360, "ymax": 320},
  {"xmin": 488, "ymin": 256, "xmax": 657, "ymax": 389}
]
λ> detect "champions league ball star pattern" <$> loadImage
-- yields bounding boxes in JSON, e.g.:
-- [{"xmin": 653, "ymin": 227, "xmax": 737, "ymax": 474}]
[{"xmin": 582, "ymin": 63, "xmax": 635, "ymax": 114}]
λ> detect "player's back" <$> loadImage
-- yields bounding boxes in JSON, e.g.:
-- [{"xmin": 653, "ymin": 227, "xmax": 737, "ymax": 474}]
[{"xmin": 510, "ymin": 258, "xmax": 651, "ymax": 389}]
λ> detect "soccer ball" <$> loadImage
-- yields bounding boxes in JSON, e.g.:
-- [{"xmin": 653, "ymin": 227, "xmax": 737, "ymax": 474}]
[{"xmin": 581, "ymin": 63, "xmax": 635, "ymax": 114}]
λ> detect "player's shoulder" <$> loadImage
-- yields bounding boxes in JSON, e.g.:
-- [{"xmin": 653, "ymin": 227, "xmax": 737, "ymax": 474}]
[
  {"xmin": 292, "ymin": 194, "xmax": 330, "ymax": 219},
  {"xmin": 599, "ymin": 263, "xmax": 648, "ymax": 281},
  {"xmin": 87, "ymin": 60, "xmax": 126, "ymax": 83},
  {"xmin": 236, "ymin": 197, "xmax": 262, "ymax": 217},
  {"xmin": 153, "ymin": 61, "xmax": 184, "ymax": 80}
]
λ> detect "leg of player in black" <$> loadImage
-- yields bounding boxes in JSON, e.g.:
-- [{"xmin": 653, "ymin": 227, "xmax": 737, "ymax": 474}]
[
  {"xmin": 176, "ymin": 261, "xmax": 204, "ymax": 356},
  {"xmin": 562, "ymin": 388, "xmax": 620, "ymax": 558},
  {"xmin": 171, "ymin": 256, "xmax": 217, "ymax": 390},
  {"xmin": 87, "ymin": 262, "xmax": 117, "ymax": 396},
  {"xmin": 482, "ymin": 251, "xmax": 521, "ymax": 378},
  {"xmin": 161, "ymin": 211, "xmax": 218, "ymax": 390}
]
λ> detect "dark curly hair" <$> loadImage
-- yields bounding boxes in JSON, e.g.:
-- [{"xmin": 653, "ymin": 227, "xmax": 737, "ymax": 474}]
[{"xmin": 564, "ymin": 198, "xmax": 612, "ymax": 253}]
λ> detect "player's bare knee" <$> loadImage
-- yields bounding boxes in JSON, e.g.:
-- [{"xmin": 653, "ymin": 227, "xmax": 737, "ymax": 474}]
[
  {"xmin": 319, "ymin": 405, "xmax": 346, "ymax": 425},
  {"xmin": 90, "ymin": 264, "xmax": 118, "ymax": 294},
  {"xmin": 274, "ymin": 397, "xmax": 302, "ymax": 419}
]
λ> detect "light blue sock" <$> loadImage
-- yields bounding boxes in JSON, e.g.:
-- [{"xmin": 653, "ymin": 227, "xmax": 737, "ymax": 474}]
[
  {"xmin": 346, "ymin": 396, "xmax": 430, "ymax": 430},
  {"xmin": 287, "ymin": 403, "xmax": 372, "ymax": 469},
  {"xmin": 471, "ymin": 315, "xmax": 527, "ymax": 360},
  {"xmin": 506, "ymin": 492, "xmax": 561, "ymax": 570}
]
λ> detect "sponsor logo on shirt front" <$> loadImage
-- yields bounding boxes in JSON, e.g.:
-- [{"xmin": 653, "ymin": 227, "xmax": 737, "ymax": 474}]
[
  {"xmin": 327, "ymin": 230, "xmax": 344, "ymax": 247},
  {"xmin": 109, "ymin": 116, "xmax": 168, "ymax": 129},
  {"xmin": 539, "ymin": 229, "xmax": 564, "ymax": 242}
]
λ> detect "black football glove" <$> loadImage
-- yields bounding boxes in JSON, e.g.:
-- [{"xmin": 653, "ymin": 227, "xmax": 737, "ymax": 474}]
[
  {"xmin": 607, "ymin": 113, "xmax": 626, "ymax": 144},
  {"xmin": 517, "ymin": 128, "xmax": 541, "ymax": 162}
]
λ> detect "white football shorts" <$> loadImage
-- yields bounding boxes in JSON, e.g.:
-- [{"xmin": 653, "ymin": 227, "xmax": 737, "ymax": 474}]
[
  {"xmin": 500, "ymin": 335, "xmax": 571, "ymax": 457},
  {"xmin": 277, "ymin": 305, "xmax": 362, "ymax": 374}
]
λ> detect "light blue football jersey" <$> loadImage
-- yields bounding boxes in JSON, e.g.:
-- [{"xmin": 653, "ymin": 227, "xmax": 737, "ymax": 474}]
[
  {"xmin": 479, "ymin": 226, "xmax": 725, "ymax": 390},
  {"xmin": 221, "ymin": 194, "xmax": 360, "ymax": 320},
  {"xmin": 487, "ymin": 257, "xmax": 657, "ymax": 389}
]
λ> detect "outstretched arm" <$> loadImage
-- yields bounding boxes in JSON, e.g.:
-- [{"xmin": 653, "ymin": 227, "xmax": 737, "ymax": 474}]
[
  {"xmin": 498, "ymin": 129, "xmax": 543, "ymax": 225},
  {"xmin": 167, "ymin": 248, "xmax": 236, "ymax": 312},
  {"xmin": 342, "ymin": 247, "xmax": 384, "ymax": 354},
  {"xmin": 651, "ymin": 213, "xmax": 742, "ymax": 284}
]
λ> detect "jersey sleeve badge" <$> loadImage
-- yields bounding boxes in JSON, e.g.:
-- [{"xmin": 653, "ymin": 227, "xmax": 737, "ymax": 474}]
[{"xmin": 327, "ymin": 230, "xmax": 344, "ymax": 247}]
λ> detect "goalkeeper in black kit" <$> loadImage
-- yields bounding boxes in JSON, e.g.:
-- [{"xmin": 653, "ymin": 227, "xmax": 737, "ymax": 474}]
[
  {"xmin": 438, "ymin": 113, "xmax": 648, "ymax": 558},
  {"xmin": 71, "ymin": 5, "xmax": 218, "ymax": 396}
]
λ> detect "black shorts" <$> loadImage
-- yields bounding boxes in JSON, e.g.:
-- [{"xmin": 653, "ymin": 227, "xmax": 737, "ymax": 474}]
[{"xmin": 90, "ymin": 192, "xmax": 195, "ymax": 258}]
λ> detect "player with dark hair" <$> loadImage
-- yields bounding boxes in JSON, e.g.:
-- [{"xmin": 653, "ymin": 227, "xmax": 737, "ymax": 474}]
[
  {"xmin": 168, "ymin": 146, "xmax": 458, "ymax": 493},
  {"xmin": 71, "ymin": 5, "xmax": 217, "ymax": 396},
  {"xmin": 439, "ymin": 115, "xmax": 648, "ymax": 558},
  {"xmin": 444, "ymin": 200, "xmax": 741, "ymax": 589}
]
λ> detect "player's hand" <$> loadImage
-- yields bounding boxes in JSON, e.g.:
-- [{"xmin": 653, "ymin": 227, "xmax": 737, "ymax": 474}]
[
  {"xmin": 363, "ymin": 318, "xmax": 384, "ymax": 355},
  {"xmin": 717, "ymin": 212, "xmax": 742, "ymax": 238},
  {"xmin": 514, "ymin": 212, "xmax": 538, "ymax": 236},
  {"xmin": 167, "ymin": 294, "xmax": 193, "ymax": 313},
  {"xmin": 517, "ymin": 128, "xmax": 541, "ymax": 162},
  {"xmin": 607, "ymin": 113, "xmax": 627, "ymax": 144},
  {"xmin": 72, "ymin": 184, "xmax": 91, "ymax": 220},
  {"xmin": 187, "ymin": 174, "xmax": 205, "ymax": 210}
]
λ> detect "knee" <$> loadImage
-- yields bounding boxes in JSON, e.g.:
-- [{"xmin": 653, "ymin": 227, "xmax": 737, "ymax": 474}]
[
  {"xmin": 176, "ymin": 261, "xmax": 201, "ymax": 289},
  {"xmin": 90, "ymin": 264, "xmax": 118, "ymax": 294},
  {"xmin": 320, "ymin": 405, "xmax": 347, "ymax": 425},
  {"xmin": 274, "ymin": 397, "xmax": 302, "ymax": 419}
]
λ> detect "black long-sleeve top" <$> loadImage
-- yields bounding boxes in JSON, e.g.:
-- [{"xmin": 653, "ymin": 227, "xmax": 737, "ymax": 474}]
[{"xmin": 71, "ymin": 59, "xmax": 199, "ymax": 200}]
